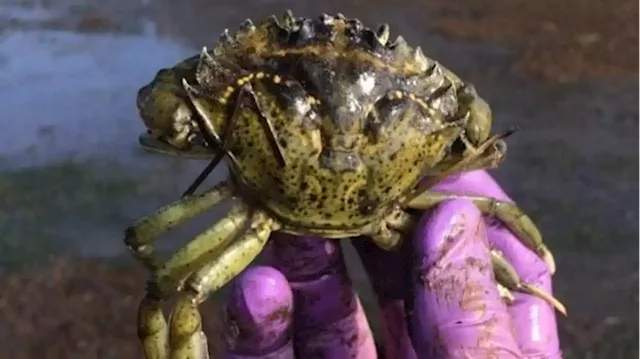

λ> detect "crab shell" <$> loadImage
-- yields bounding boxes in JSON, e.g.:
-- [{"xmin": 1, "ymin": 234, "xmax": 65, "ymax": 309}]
[{"xmin": 136, "ymin": 13, "xmax": 500, "ymax": 236}]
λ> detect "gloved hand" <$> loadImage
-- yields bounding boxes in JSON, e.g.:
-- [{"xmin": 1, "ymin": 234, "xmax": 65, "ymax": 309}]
[{"xmin": 220, "ymin": 170, "xmax": 562, "ymax": 358}]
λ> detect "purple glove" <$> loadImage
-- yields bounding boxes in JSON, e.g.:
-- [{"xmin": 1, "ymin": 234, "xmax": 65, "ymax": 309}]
[{"xmin": 219, "ymin": 170, "xmax": 561, "ymax": 358}]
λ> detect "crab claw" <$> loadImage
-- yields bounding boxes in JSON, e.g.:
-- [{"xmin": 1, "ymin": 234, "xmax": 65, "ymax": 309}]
[{"xmin": 136, "ymin": 65, "xmax": 214, "ymax": 158}]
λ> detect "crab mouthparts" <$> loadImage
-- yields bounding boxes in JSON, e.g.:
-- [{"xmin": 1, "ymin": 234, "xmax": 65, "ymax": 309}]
[{"xmin": 138, "ymin": 132, "xmax": 215, "ymax": 159}]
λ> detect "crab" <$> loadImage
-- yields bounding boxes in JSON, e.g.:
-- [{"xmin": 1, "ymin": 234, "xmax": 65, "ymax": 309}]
[{"xmin": 126, "ymin": 11, "xmax": 563, "ymax": 359}]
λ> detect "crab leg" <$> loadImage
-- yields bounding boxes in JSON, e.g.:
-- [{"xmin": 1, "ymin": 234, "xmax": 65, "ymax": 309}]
[
  {"xmin": 370, "ymin": 209, "xmax": 417, "ymax": 250},
  {"xmin": 370, "ymin": 224, "xmax": 405, "ymax": 250},
  {"xmin": 491, "ymin": 250, "xmax": 567, "ymax": 316},
  {"xmin": 405, "ymin": 190, "xmax": 556, "ymax": 274},
  {"xmin": 124, "ymin": 181, "xmax": 232, "ymax": 270},
  {"xmin": 168, "ymin": 211, "xmax": 278, "ymax": 359},
  {"xmin": 138, "ymin": 297, "xmax": 169, "ymax": 359},
  {"xmin": 137, "ymin": 202, "xmax": 254, "ymax": 359},
  {"xmin": 148, "ymin": 202, "xmax": 251, "ymax": 297},
  {"xmin": 180, "ymin": 154, "xmax": 225, "ymax": 198}
]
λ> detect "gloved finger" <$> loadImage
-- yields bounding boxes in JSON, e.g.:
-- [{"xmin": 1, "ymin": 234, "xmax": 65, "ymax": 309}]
[
  {"xmin": 222, "ymin": 266, "xmax": 295, "ymax": 359},
  {"xmin": 409, "ymin": 199, "xmax": 523, "ymax": 358},
  {"xmin": 433, "ymin": 170, "xmax": 562, "ymax": 356},
  {"xmin": 352, "ymin": 239, "xmax": 417, "ymax": 359},
  {"xmin": 269, "ymin": 234, "xmax": 377, "ymax": 359}
]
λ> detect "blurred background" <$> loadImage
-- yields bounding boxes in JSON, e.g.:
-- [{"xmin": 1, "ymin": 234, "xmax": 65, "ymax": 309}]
[{"xmin": 0, "ymin": 0, "xmax": 637, "ymax": 358}]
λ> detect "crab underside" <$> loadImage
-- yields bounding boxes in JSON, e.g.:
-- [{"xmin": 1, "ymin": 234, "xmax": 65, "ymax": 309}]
[{"xmin": 125, "ymin": 11, "xmax": 564, "ymax": 359}]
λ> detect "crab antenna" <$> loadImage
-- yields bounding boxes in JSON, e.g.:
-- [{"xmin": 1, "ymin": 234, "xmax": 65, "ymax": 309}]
[
  {"xmin": 182, "ymin": 79, "xmax": 224, "ymax": 146},
  {"xmin": 179, "ymin": 78, "xmax": 244, "ymax": 197},
  {"xmin": 181, "ymin": 106, "xmax": 240, "ymax": 198},
  {"xmin": 181, "ymin": 86, "xmax": 288, "ymax": 197},
  {"xmin": 181, "ymin": 153, "xmax": 224, "ymax": 198},
  {"xmin": 404, "ymin": 128, "xmax": 514, "ymax": 203}
]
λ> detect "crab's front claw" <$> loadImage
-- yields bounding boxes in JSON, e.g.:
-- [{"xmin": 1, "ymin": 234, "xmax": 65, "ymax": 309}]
[
  {"xmin": 138, "ymin": 131, "xmax": 213, "ymax": 159},
  {"xmin": 457, "ymin": 83, "xmax": 493, "ymax": 146},
  {"xmin": 136, "ymin": 60, "xmax": 215, "ymax": 159}
]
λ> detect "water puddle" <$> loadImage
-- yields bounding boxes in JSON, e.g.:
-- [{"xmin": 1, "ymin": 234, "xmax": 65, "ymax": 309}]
[
  {"xmin": 0, "ymin": 4, "xmax": 225, "ymax": 264},
  {"xmin": 0, "ymin": 6, "xmax": 193, "ymax": 167}
]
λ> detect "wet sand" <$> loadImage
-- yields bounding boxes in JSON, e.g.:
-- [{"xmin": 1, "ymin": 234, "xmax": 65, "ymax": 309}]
[
  {"xmin": 425, "ymin": 0, "xmax": 638, "ymax": 81},
  {"xmin": 0, "ymin": 0, "xmax": 637, "ymax": 357}
]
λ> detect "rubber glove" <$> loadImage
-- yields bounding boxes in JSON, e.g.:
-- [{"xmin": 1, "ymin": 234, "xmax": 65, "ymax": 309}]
[{"xmin": 220, "ymin": 170, "xmax": 561, "ymax": 358}]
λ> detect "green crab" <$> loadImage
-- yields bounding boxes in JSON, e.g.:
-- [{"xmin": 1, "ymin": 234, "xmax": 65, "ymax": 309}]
[{"xmin": 126, "ymin": 11, "xmax": 562, "ymax": 359}]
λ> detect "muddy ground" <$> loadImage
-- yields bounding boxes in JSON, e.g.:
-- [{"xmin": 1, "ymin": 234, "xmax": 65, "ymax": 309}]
[{"xmin": 0, "ymin": 0, "xmax": 637, "ymax": 358}]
